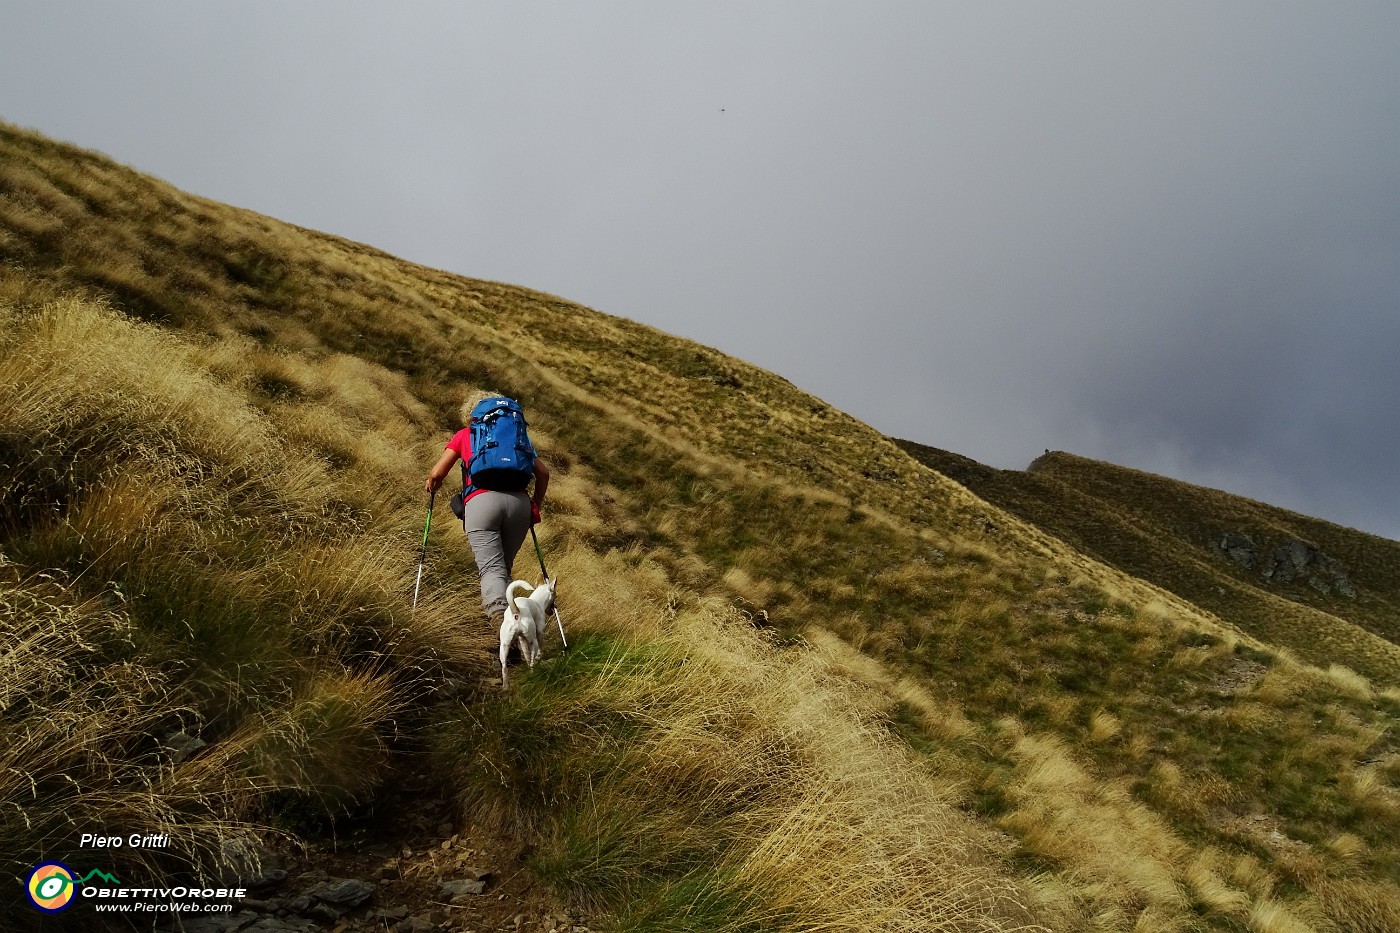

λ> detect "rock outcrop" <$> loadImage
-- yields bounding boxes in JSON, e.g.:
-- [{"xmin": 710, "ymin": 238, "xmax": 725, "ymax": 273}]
[{"xmin": 1208, "ymin": 532, "xmax": 1356, "ymax": 598}]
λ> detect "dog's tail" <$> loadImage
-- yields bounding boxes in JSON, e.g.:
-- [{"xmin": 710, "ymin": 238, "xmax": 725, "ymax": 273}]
[{"xmin": 505, "ymin": 579, "xmax": 534, "ymax": 606}]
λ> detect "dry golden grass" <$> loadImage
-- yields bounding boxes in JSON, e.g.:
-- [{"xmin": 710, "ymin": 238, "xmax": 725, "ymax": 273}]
[
  {"xmin": 1088, "ymin": 710, "xmax": 1122, "ymax": 743},
  {"xmin": 1185, "ymin": 849, "xmax": 1251, "ymax": 919},
  {"xmin": 0, "ymin": 573, "xmax": 274, "ymax": 895},
  {"xmin": 997, "ymin": 731, "xmax": 1192, "ymax": 919},
  {"xmin": 437, "ymin": 543, "xmax": 1049, "ymax": 931},
  {"xmin": 0, "ymin": 291, "xmax": 484, "ymax": 916},
  {"xmin": 1313, "ymin": 878, "xmax": 1400, "ymax": 933},
  {"xmin": 1321, "ymin": 663, "xmax": 1374, "ymax": 701},
  {"xmin": 1245, "ymin": 898, "xmax": 1317, "ymax": 933}
]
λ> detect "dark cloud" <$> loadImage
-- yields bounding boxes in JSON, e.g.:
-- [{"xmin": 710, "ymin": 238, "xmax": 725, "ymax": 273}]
[
  {"xmin": 1066, "ymin": 192, "xmax": 1400, "ymax": 538},
  {"xmin": 2, "ymin": 2, "xmax": 1397, "ymax": 538}
]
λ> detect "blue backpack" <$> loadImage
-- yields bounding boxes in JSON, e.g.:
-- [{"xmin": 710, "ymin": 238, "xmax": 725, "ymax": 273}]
[{"xmin": 462, "ymin": 396, "xmax": 537, "ymax": 495}]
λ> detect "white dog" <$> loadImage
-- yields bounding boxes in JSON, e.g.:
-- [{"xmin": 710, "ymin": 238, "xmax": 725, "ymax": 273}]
[{"xmin": 498, "ymin": 577, "xmax": 557, "ymax": 688}]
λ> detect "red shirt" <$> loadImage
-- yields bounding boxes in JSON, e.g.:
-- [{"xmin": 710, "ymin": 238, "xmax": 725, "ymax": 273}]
[
  {"xmin": 446, "ymin": 427, "xmax": 473, "ymax": 461},
  {"xmin": 446, "ymin": 428, "xmax": 491, "ymax": 504}
]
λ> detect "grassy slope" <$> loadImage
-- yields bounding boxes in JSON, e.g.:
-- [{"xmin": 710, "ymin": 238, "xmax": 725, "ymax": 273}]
[
  {"xmin": 893, "ymin": 440, "xmax": 1400, "ymax": 685},
  {"xmin": 4, "ymin": 121, "xmax": 1400, "ymax": 932}
]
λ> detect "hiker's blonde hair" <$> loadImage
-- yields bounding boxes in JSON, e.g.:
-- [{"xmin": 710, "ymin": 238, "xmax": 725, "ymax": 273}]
[{"xmin": 460, "ymin": 389, "xmax": 503, "ymax": 426}]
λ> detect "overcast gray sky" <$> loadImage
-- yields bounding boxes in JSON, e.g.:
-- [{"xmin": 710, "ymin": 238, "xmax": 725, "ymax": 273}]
[{"xmin": 3, "ymin": 2, "xmax": 1398, "ymax": 539}]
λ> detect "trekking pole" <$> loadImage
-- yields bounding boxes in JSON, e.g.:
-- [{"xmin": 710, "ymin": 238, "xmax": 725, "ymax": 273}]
[
  {"xmin": 529, "ymin": 523, "xmax": 567, "ymax": 650},
  {"xmin": 412, "ymin": 488, "xmax": 435, "ymax": 610}
]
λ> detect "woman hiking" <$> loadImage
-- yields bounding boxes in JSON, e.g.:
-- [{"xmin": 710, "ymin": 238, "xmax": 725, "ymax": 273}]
[{"xmin": 425, "ymin": 391, "xmax": 549, "ymax": 631}]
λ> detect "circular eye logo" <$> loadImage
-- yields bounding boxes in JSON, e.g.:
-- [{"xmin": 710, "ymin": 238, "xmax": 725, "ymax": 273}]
[{"xmin": 26, "ymin": 862, "xmax": 77, "ymax": 912}]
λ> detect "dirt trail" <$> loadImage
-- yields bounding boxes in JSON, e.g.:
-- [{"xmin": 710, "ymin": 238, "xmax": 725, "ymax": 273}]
[{"xmin": 176, "ymin": 779, "xmax": 587, "ymax": 933}]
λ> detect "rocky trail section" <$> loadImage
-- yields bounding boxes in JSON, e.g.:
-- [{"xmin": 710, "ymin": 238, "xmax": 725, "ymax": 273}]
[{"xmin": 173, "ymin": 788, "xmax": 588, "ymax": 933}]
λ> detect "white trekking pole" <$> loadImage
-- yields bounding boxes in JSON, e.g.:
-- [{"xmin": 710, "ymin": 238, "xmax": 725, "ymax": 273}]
[
  {"xmin": 413, "ymin": 489, "xmax": 435, "ymax": 610},
  {"xmin": 529, "ymin": 523, "xmax": 567, "ymax": 650}
]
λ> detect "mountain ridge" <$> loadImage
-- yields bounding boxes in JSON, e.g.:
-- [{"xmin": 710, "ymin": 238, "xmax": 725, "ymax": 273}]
[{"xmin": 895, "ymin": 439, "xmax": 1400, "ymax": 684}]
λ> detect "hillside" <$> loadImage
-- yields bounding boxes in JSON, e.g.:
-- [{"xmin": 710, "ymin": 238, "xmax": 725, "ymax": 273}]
[
  {"xmin": 893, "ymin": 441, "xmax": 1400, "ymax": 686},
  {"xmin": 3, "ymin": 120, "xmax": 1399, "ymax": 933}
]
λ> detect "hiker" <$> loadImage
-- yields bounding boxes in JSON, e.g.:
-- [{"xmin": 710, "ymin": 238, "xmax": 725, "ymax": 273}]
[{"xmin": 424, "ymin": 391, "xmax": 549, "ymax": 629}]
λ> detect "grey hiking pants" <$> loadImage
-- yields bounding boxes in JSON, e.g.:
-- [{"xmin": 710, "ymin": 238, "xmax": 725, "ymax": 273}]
[{"xmin": 461, "ymin": 490, "xmax": 533, "ymax": 626}]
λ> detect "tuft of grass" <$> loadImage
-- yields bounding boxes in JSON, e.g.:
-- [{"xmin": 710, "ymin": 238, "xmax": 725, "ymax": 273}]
[
  {"xmin": 235, "ymin": 669, "xmax": 401, "ymax": 808},
  {"xmin": 1184, "ymin": 849, "xmax": 1251, "ymax": 919},
  {"xmin": 1313, "ymin": 878, "xmax": 1400, "ymax": 933},
  {"xmin": 1322, "ymin": 663, "xmax": 1374, "ymax": 701},
  {"xmin": 1246, "ymin": 897, "xmax": 1317, "ymax": 933},
  {"xmin": 608, "ymin": 870, "xmax": 774, "ymax": 933},
  {"xmin": 1088, "ymin": 709, "xmax": 1122, "ymax": 743}
]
